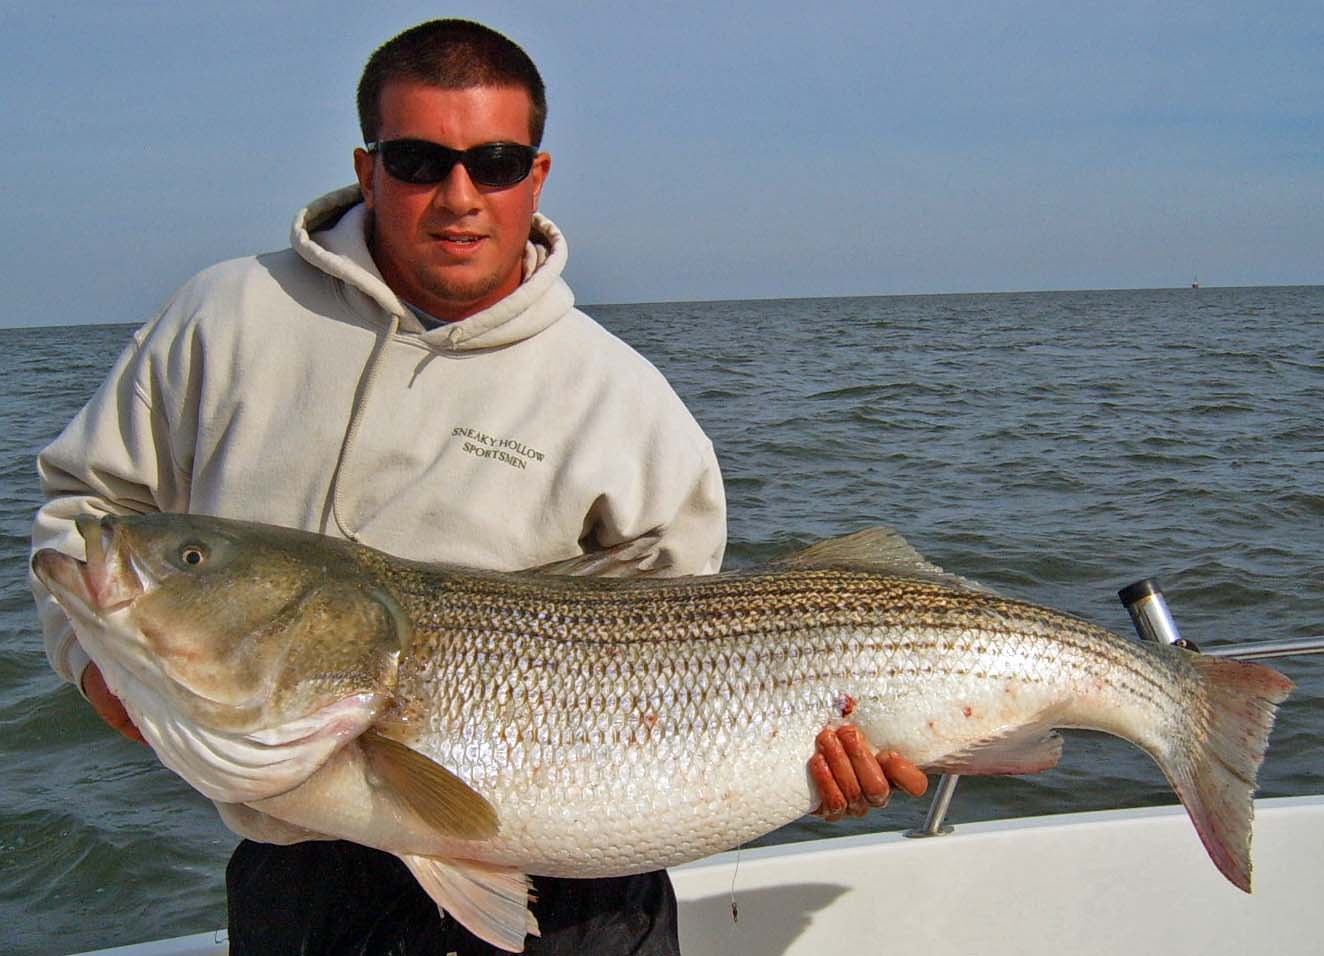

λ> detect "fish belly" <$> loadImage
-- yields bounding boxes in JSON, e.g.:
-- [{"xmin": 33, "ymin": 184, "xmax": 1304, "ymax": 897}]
[{"xmin": 390, "ymin": 622, "xmax": 1103, "ymax": 876}]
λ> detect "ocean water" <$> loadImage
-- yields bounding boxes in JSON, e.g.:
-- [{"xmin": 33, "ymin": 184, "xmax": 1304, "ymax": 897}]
[{"xmin": 2, "ymin": 286, "xmax": 1321, "ymax": 955}]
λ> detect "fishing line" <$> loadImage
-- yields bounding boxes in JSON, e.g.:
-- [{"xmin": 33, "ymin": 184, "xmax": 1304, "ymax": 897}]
[{"xmin": 729, "ymin": 843, "xmax": 743, "ymax": 922}]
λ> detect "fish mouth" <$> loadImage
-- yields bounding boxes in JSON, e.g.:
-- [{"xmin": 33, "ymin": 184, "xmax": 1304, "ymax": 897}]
[{"xmin": 32, "ymin": 515, "xmax": 146, "ymax": 616}]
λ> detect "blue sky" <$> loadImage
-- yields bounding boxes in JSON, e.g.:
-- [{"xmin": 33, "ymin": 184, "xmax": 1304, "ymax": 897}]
[{"xmin": 4, "ymin": 1, "xmax": 1320, "ymax": 327}]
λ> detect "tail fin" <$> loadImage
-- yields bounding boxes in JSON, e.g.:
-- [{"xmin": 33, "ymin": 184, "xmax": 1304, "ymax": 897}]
[{"xmin": 1164, "ymin": 655, "xmax": 1294, "ymax": 891}]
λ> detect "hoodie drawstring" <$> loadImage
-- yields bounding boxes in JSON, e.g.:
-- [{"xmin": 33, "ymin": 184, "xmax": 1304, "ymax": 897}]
[{"xmin": 330, "ymin": 312, "xmax": 400, "ymax": 541}]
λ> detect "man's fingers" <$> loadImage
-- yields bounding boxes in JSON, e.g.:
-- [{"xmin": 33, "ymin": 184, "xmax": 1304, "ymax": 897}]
[
  {"xmin": 836, "ymin": 725, "xmax": 891, "ymax": 807},
  {"xmin": 811, "ymin": 727, "xmax": 928, "ymax": 821},
  {"xmin": 82, "ymin": 663, "xmax": 148, "ymax": 745},
  {"xmin": 809, "ymin": 752, "xmax": 847, "ymax": 819},
  {"xmin": 881, "ymin": 751, "xmax": 929, "ymax": 797},
  {"xmin": 112, "ymin": 714, "xmax": 148, "ymax": 745},
  {"xmin": 815, "ymin": 728, "xmax": 862, "ymax": 804}
]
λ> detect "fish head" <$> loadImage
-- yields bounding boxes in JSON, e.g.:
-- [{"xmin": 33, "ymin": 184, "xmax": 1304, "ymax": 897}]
[{"xmin": 33, "ymin": 512, "xmax": 410, "ymax": 802}]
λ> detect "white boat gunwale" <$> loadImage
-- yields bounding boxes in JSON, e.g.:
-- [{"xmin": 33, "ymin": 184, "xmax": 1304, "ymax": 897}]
[{"xmin": 64, "ymin": 794, "xmax": 1324, "ymax": 956}]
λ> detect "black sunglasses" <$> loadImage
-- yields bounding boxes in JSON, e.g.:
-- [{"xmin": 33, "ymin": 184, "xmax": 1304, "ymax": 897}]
[{"xmin": 365, "ymin": 139, "xmax": 539, "ymax": 188}]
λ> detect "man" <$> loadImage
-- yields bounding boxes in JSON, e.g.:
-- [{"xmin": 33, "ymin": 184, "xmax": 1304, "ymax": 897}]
[{"xmin": 32, "ymin": 19, "xmax": 921, "ymax": 955}]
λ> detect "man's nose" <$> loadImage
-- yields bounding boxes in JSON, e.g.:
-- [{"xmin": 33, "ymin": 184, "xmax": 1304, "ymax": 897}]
[{"xmin": 430, "ymin": 160, "xmax": 481, "ymax": 213}]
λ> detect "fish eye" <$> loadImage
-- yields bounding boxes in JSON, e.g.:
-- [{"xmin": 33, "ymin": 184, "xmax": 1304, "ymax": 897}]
[{"xmin": 178, "ymin": 542, "xmax": 209, "ymax": 568}]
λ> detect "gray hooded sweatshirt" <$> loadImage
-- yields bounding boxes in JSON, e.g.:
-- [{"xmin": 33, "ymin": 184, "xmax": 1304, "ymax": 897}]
[{"xmin": 32, "ymin": 187, "xmax": 727, "ymax": 686}]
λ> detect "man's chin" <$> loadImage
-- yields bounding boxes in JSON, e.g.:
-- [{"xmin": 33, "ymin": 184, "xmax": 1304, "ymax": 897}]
[{"xmin": 416, "ymin": 270, "xmax": 520, "ymax": 322}]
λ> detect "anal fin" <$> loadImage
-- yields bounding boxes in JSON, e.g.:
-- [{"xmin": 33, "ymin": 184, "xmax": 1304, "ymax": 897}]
[
  {"xmin": 399, "ymin": 853, "xmax": 539, "ymax": 953},
  {"xmin": 926, "ymin": 718, "xmax": 1064, "ymax": 775}
]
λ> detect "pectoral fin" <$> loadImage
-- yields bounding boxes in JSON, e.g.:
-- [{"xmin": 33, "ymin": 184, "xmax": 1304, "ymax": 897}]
[
  {"xmin": 360, "ymin": 731, "xmax": 498, "ymax": 840},
  {"xmin": 926, "ymin": 718, "xmax": 1064, "ymax": 775},
  {"xmin": 399, "ymin": 853, "xmax": 539, "ymax": 953}
]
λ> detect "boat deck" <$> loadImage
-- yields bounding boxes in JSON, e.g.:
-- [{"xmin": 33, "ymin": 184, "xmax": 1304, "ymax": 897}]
[{"xmin": 68, "ymin": 795, "xmax": 1324, "ymax": 956}]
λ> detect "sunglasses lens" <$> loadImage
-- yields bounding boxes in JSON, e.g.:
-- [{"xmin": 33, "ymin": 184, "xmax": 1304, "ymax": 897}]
[
  {"xmin": 465, "ymin": 144, "xmax": 536, "ymax": 187},
  {"xmin": 379, "ymin": 141, "xmax": 456, "ymax": 184},
  {"xmin": 375, "ymin": 141, "xmax": 535, "ymax": 187}
]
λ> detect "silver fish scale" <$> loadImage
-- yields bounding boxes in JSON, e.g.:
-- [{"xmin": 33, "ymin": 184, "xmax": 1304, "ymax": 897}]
[{"xmin": 364, "ymin": 562, "xmax": 1196, "ymax": 875}]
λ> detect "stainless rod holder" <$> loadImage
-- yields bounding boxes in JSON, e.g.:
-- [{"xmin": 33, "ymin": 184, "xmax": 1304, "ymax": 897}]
[
  {"xmin": 905, "ymin": 772, "xmax": 959, "ymax": 838},
  {"xmin": 1118, "ymin": 578, "xmax": 1188, "ymax": 646}
]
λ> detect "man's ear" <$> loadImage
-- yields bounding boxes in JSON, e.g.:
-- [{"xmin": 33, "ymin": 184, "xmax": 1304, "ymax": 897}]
[
  {"xmin": 529, "ymin": 152, "xmax": 551, "ymax": 211},
  {"xmin": 353, "ymin": 148, "xmax": 376, "ymax": 209}
]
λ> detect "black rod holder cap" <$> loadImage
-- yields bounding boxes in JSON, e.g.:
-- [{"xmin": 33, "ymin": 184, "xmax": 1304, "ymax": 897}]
[{"xmin": 1118, "ymin": 578, "xmax": 1161, "ymax": 606}]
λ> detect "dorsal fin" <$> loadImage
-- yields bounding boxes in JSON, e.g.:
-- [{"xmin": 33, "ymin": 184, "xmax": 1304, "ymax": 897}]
[
  {"xmin": 526, "ymin": 531, "xmax": 670, "ymax": 578},
  {"xmin": 360, "ymin": 731, "xmax": 499, "ymax": 840},
  {"xmin": 773, "ymin": 526, "xmax": 998, "ymax": 595}
]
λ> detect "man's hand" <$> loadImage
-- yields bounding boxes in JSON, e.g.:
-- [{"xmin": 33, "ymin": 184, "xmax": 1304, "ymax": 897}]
[
  {"xmin": 810, "ymin": 725, "xmax": 928, "ymax": 820},
  {"xmin": 81, "ymin": 662, "xmax": 147, "ymax": 745}
]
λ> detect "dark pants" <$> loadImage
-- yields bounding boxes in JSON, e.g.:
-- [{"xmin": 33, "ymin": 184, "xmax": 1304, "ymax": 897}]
[{"xmin": 226, "ymin": 840, "xmax": 681, "ymax": 956}]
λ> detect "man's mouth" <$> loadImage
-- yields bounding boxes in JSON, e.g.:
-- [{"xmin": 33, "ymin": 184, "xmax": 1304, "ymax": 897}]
[{"xmin": 434, "ymin": 232, "xmax": 484, "ymax": 247}]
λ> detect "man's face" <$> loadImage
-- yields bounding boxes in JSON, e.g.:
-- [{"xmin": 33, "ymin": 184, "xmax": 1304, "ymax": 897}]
[{"xmin": 353, "ymin": 81, "xmax": 551, "ymax": 322}]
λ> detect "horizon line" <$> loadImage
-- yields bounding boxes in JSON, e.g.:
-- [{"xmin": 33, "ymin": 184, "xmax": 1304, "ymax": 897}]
[{"xmin": 4, "ymin": 281, "xmax": 1321, "ymax": 331}]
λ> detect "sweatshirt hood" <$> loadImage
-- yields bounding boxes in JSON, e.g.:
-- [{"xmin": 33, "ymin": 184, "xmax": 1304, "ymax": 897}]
[{"xmin": 290, "ymin": 185, "xmax": 573, "ymax": 351}]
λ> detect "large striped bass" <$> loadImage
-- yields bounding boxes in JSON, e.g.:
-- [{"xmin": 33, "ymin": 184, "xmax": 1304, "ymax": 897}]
[{"xmin": 33, "ymin": 513, "xmax": 1293, "ymax": 951}]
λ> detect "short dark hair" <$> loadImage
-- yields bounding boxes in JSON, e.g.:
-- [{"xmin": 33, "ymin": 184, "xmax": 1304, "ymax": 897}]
[{"xmin": 357, "ymin": 19, "xmax": 547, "ymax": 146}]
